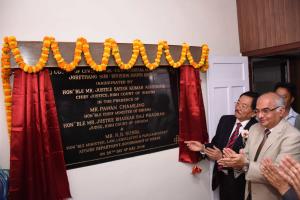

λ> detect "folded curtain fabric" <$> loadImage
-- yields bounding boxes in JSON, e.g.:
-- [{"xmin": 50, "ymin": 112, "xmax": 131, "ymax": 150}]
[
  {"xmin": 179, "ymin": 65, "xmax": 208, "ymax": 163},
  {"xmin": 9, "ymin": 69, "xmax": 71, "ymax": 200}
]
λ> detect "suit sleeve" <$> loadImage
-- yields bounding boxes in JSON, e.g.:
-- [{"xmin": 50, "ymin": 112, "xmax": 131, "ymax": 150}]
[
  {"xmin": 210, "ymin": 116, "xmax": 226, "ymax": 147},
  {"xmin": 274, "ymin": 129, "xmax": 300, "ymax": 163},
  {"xmin": 282, "ymin": 187, "xmax": 299, "ymax": 200}
]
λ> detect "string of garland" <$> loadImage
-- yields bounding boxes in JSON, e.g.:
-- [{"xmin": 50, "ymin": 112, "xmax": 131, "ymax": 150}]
[{"xmin": 1, "ymin": 36, "xmax": 209, "ymax": 138}]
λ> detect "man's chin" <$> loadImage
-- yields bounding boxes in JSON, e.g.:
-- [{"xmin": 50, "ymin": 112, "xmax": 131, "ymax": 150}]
[
  {"xmin": 260, "ymin": 121, "xmax": 268, "ymax": 127},
  {"xmin": 235, "ymin": 113, "xmax": 241, "ymax": 119}
]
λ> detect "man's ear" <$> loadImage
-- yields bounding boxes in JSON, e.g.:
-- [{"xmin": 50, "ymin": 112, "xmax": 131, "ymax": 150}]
[
  {"xmin": 291, "ymin": 96, "xmax": 295, "ymax": 104},
  {"xmin": 278, "ymin": 106, "xmax": 286, "ymax": 117}
]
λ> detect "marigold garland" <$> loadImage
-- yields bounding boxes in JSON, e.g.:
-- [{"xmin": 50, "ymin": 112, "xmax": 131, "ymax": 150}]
[{"xmin": 1, "ymin": 36, "xmax": 209, "ymax": 138}]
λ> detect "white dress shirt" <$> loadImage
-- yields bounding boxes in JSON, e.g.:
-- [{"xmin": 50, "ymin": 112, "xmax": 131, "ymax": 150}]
[{"xmin": 285, "ymin": 108, "xmax": 299, "ymax": 126}]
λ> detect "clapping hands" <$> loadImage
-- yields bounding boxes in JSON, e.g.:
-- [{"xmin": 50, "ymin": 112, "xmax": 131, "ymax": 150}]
[
  {"xmin": 261, "ymin": 155, "xmax": 300, "ymax": 198},
  {"xmin": 217, "ymin": 148, "xmax": 247, "ymax": 169}
]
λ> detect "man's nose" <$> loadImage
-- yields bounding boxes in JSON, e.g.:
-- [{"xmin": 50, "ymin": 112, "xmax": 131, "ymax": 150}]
[{"xmin": 257, "ymin": 112, "xmax": 263, "ymax": 119}]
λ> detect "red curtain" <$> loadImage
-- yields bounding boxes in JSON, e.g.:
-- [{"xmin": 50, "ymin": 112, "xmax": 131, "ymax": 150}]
[
  {"xmin": 179, "ymin": 65, "xmax": 208, "ymax": 163},
  {"xmin": 9, "ymin": 69, "xmax": 71, "ymax": 200}
]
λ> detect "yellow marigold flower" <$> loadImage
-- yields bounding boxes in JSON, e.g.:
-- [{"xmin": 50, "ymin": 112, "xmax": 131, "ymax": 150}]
[
  {"xmin": 23, "ymin": 64, "xmax": 29, "ymax": 72},
  {"xmin": 169, "ymin": 60, "xmax": 175, "ymax": 66},
  {"xmin": 54, "ymin": 53, "xmax": 62, "ymax": 60},
  {"xmin": 114, "ymin": 54, "xmax": 121, "ymax": 60},
  {"xmin": 84, "ymin": 52, "xmax": 91, "ymax": 57},
  {"xmin": 32, "ymin": 67, "xmax": 37, "ymax": 73},
  {"xmin": 39, "ymin": 58, "xmax": 46, "ymax": 64},
  {"xmin": 131, "ymin": 55, "xmax": 138, "ymax": 61},
  {"xmin": 5, "ymin": 102, "xmax": 12, "ymax": 107},
  {"xmin": 9, "ymin": 41, "xmax": 17, "ymax": 49},
  {"xmin": 8, "ymin": 36, "xmax": 16, "ymax": 41},
  {"xmin": 140, "ymin": 46, "xmax": 145, "ymax": 52},
  {"xmin": 104, "ymin": 47, "xmax": 111, "ymax": 52},
  {"xmin": 41, "ymin": 53, "xmax": 48, "ymax": 60},
  {"xmin": 82, "ymin": 44, "xmax": 89, "ymax": 51},
  {"xmin": 141, "ymin": 55, "xmax": 147, "ymax": 60},
  {"xmin": 76, "ymin": 41, "xmax": 83, "ymax": 47},
  {"xmin": 74, "ymin": 56, "xmax": 81, "ymax": 62},
  {"xmin": 103, "ymin": 52, "xmax": 110, "ymax": 58},
  {"xmin": 11, "ymin": 48, "xmax": 20, "ymax": 55}
]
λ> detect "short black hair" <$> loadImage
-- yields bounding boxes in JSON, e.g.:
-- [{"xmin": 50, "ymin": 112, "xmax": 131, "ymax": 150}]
[
  {"xmin": 274, "ymin": 82, "xmax": 296, "ymax": 98},
  {"xmin": 239, "ymin": 91, "xmax": 260, "ymax": 110}
]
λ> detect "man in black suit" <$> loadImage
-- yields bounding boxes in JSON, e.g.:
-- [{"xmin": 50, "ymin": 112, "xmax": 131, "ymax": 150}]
[{"xmin": 185, "ymin": 91, "xmax": 259, "ymax": 200}]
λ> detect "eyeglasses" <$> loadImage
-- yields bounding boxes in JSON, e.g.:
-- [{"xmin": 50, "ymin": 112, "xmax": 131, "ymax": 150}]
[
  {"xmin": 254, "ymin": 106, "xmax": 280, "ymax": 115},
  {"xmin": 235, "ymin": 102, "xmax": 250, "ymax": 110}
]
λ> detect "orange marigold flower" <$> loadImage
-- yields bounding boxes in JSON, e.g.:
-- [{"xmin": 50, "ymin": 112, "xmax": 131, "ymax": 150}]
[
  {"xmin": 3, "ymin": 84, "xmax": 11, "ymax": 90},
  {"xmin": 4, "ymin": 90, "xmax": 11, "ymax": 96},
  {"xmin": 28, "ymin": 66, "xmax": 33, "ymax": 73},
  {"xmin": 5, "ymin": 96, "xmax": 12, "ymax": 102}
]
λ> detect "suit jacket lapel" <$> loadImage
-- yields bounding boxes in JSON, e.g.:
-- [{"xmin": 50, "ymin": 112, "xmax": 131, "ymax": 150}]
[
  {"xmin": 258, "ymin": 120, "xmax": 286, "ymax": 159},
  {"xmin": 232, "ymin": 117, "xmax": 257, "ymax": 150},
  {"xmin": 245, "ymin": 118, "xmax": 257, "ymax": 130},
  {"xmin": 220, "ymin": 117, "xmax": 236, "ymax": 148}
]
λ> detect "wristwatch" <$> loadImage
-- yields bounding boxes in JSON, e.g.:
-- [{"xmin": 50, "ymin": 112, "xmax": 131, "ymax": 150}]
[{"xmin": 243, "ymin": 160, "xmax": 250, "ymax": 172}]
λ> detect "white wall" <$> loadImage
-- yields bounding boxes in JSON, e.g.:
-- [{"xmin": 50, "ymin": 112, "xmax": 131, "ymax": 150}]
[{"xmin": 0, "ymin": 0, "xmax": 241, "ymax": 199}]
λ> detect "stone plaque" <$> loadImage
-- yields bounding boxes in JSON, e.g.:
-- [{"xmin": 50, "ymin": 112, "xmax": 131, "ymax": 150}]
[{"xmin": 50, "ymin": 66, "xmax": 179, "ymax": 169}]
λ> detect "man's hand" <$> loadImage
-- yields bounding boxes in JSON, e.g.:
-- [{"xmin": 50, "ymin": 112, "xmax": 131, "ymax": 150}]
[
  {"xmin": 184, "ymin": 141, "xmax": 204, "ymax": 152},
  {"xmin": 204, "ymin": 146, "xmax": 222, "ymax": 161},
  {"xmin": 217, "ymin": 148, "xmax": 247, "ymax": 169},
  {"xmin": 260, "ymin": 158, "xmax": 290, "ymax": 195},
  {"xmin": 280, "ymin": 155, "xmax": 300, "ymax": 198}
]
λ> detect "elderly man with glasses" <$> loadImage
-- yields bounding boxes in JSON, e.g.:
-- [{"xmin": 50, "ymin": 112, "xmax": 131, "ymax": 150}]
[
  {"xmin": 185, "ymin": 91, "xmax": 259, "ymax": 200},
  {"xmin": 218, "ymin": 92, "xmax": 300, "ymax": 200}
]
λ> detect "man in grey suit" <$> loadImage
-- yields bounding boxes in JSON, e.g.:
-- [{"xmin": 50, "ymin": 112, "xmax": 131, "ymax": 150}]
[{"xmin": 218, "ymin": 92, "xmax": 300, "ymax": 200}]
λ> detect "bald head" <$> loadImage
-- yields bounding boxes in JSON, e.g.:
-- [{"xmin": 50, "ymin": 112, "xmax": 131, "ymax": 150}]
[
  {"xmin": 256, "ymin": 92, "xmax": 285, "ymax": 129},
  {"xmin": 258, "ymin": 92, "xmax": 285, "ymax": 108}
]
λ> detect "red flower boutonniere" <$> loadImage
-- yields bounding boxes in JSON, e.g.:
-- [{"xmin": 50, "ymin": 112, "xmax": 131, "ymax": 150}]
[{"xmin": 191, "ymin": 165, "xmax": 202, "ymax": 175}]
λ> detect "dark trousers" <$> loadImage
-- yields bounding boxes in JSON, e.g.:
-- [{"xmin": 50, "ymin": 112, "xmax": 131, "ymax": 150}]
[{"xmin": 219, "ymin": 171, "xmax": 246, "ymax": 200}]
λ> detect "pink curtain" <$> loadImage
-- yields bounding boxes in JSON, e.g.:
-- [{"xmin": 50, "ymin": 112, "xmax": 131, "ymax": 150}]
[
  {"xmin": 9, "ymin": 69, "xmax": 71, "ymax": 200},
  {"xmin": 179, "ymin": 65, "xmax": 208, "ymax": 163}
]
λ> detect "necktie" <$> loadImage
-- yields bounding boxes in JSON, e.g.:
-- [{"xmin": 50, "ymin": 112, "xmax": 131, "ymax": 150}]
[
  {"xmin": 218, "ymin": 123, "xmax": 242, "ymax": 171},
  {"xmin": 226, "ymin": 122, "xmax": 242, "ymax": 148},
  {"xmin": 247, "ymin": 129, "xmax": 271, "ymax": 200},
  {"xmin": 254, "ymin": 129, "xmax": 271, "ymax": 161}
]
